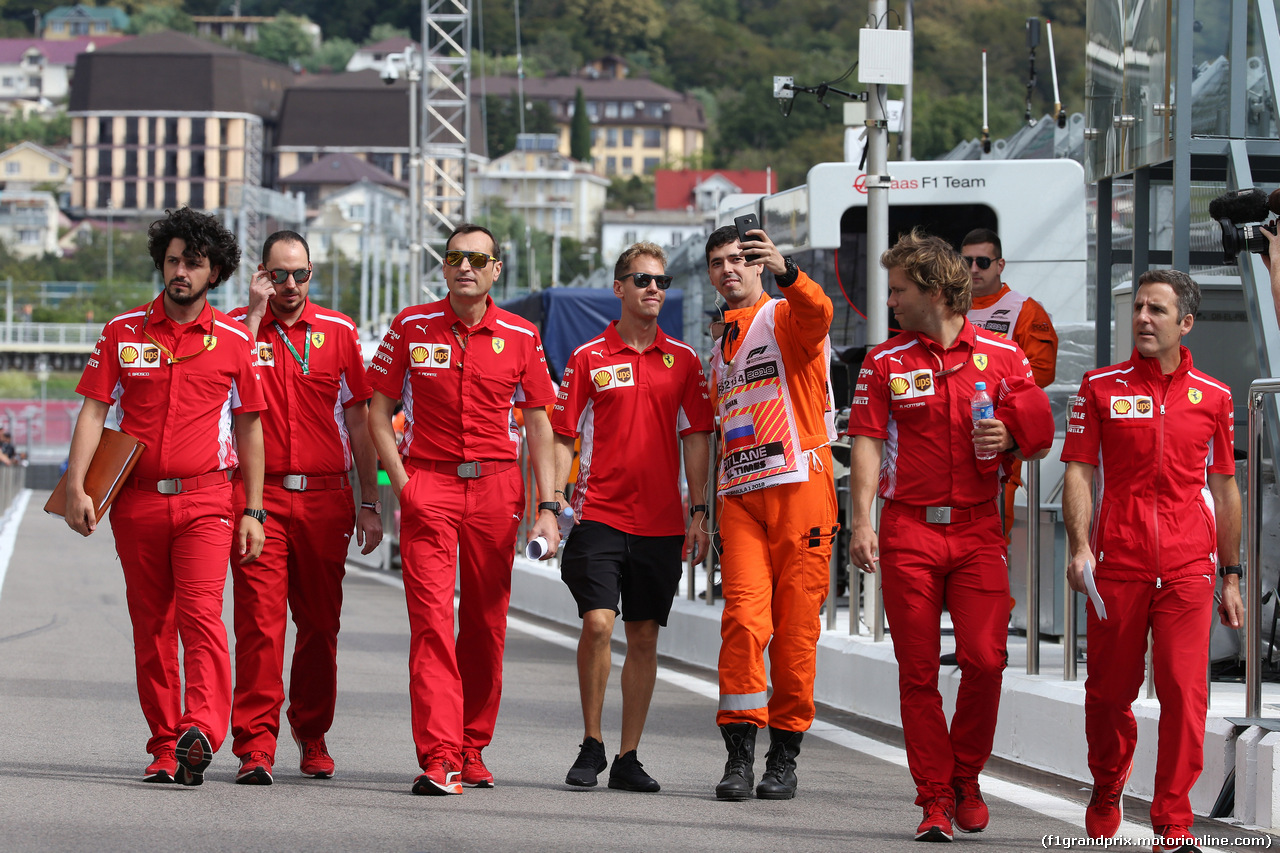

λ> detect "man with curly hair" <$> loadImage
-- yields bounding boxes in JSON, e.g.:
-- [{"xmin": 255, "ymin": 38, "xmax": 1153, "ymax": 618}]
[
  {"xmin": 65, "ymin": 206, "xmax": 267, "ymax": 787},
  {"xmin": 848, "ymin": 229, "xmax": 1053, "ymax": 841}
]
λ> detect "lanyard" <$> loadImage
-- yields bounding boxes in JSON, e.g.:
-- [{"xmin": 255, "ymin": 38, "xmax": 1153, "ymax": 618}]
[
  {"xmin": 274, "ymin": 321, "xmax": 310, "ymax": 375},
  {"xmin": 142, "ymin": 300, "xmax": 215, "ymax": 365}
]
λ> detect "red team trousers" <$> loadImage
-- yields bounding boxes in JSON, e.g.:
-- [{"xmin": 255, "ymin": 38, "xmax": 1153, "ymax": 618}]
[
  {"xmin": 229, "ymin": 480, "xmax": 355, "ymax": 757},
  {"xmin": 1086, "ymin": 574, "xmax": 1214, "ymax": 828},
  {"xmin": 110, "ymin": 481, "xmax": 235, "ymax": 756},
  {"xmin": 878, "ymin": 501, "xmax": 1009, "ymax": 803},
  {"xmin": 398, "ymin": 460, "xmax": 524, "ymax": 767}
]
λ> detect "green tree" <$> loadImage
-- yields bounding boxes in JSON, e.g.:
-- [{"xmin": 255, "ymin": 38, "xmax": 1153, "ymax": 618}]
[
  {"xmin": 570, "ymin": 87, "xmax": 591, "ymax": 162},
  {"xmin": 605, "ymin": 176, "xmax": 652, "ymax": 211},
  {"xmin": 0, "ymin": 110, "xmax": 69, "ymax": 149},
  {"xmin": 563, "ymin": 0, "xmax": 665, "ymax": 57},
  {"xmin": 126, "ymin": 5, "xmax": 194, "ymax": 35},
  {"xmin": 304, "ymin": 37, "xmax": 357, "ymax": 73},
  {"xmin": 250, "ymin": 13, "xmax": 315, "ymax": 65},
  {"xmin": 366, "ymin": 22, "xmax": 409, "ymax": 43}
]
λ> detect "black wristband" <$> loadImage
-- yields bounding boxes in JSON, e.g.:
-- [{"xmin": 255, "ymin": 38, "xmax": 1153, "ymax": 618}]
[
  {"xmin": 1219, "ymin": 564, "xmax": 1243, "ymax": 579},
  {"xmin": 690, "ymin": 504, "xmax": 709, "ymax": 518}
]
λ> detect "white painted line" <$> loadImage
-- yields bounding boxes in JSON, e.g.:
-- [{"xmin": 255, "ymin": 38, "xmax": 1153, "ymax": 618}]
[
  {"xmin": 345, "ymin": 563, "xmax": 1236, "ymax": 852},
  {"xmin": 0, "ymin": 489, "xmax": 32, "ymax": 606}
]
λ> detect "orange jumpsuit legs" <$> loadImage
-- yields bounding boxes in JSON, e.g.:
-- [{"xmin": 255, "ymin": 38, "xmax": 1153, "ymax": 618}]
[{"xmin": 717, "ymin": 448, "xmax": 837, "ymax": 731}]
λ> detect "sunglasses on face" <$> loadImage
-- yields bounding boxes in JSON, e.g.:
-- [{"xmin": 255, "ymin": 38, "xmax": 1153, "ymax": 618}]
[
  {"xmin": 267, "ymin": 268, "xmax": 311, "ymax": 285},
  {"xmin": 621, "ymin": 272, "xmax": 673, "ymax": 290},
  {"xmin": 444, "ymin": 250, "xmax": 498, "ymax": 269},
  {"xmin": 964, "ymin": 256, "xmax": 999, "ymax": 270}
]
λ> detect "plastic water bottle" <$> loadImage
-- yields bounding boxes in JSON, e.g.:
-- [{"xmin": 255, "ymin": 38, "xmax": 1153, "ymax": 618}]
[
  {"xmin": 557, "ymin": 504, "xmax": 575, "ymax": 539},
  {"xmin": 971, "ymin": 382, "xmax": 996, "ymax": 460}
]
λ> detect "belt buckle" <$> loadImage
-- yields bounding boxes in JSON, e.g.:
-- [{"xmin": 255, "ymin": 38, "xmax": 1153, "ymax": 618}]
[
  {"xmin": 457, "ymin": 462, "xmax": 480, "ymax": 478},
  {"xmin": 156, "ymin": 478, "xmax": 182, "ymax": 495},
  {"xmin": 282, "ymin": 474, "xmax": 307, "ymax": 491},
  {"xmin": 926, "ymin": 506, "xmax": 952, "ymax": 524}
]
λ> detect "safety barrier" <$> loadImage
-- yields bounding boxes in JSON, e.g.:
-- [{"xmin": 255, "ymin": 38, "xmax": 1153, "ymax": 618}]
[{"xmin": 1245, "ymin": 377, "xmax": 1280, "ymax": 719}]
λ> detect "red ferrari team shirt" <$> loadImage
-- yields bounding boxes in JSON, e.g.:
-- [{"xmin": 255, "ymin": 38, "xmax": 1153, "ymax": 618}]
[
  {"xmin": 77, "ymin": 293, "xmax": 266, "ymax": 480},
  {"xmin": 230, "ymin": 300, "xmax": 371, "ymax": 476},
  {"xmin": 1061, "ymin": 346, "xmax": 1235, "ymax": 580},
  {"xmin": 551, "ymin": 321, "xmax": 714, "ymax": 537},
  {"xmin": 848, "ymin": 320, "xmax": 1036, "ymax": 507},
  {"xmin": 367, "ymin": 296, "xmax": 557, "ymax": 462}
]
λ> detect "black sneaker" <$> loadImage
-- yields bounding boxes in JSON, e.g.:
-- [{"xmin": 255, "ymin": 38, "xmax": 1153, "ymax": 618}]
[
  {"xmin": 607, "ymin": 750, "xmax": 660, "ymax": 792},
  {"xmin": 565, "ymin": 737, "xmax": 607, "ymax": 787},
  {"xmin": 175, "ymin": 727, "xmax": 212, "ymax": 787}
]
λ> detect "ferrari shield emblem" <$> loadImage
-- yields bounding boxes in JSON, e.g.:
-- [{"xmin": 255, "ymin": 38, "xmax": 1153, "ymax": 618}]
[
  {"xmin": 492, "ymin": 337, "xmax": 505, "ymax": 354},
  {"xmin": 310, "ymin": 332, "xmax": 325, "ymax": 348},
  {"xmin": 974, "ymin": 353, "xmax": 988, "ymax": 371},
  {"xmin": 203, "ymin": 334, "xmax": 217, "ymax": 351},
  {"xmin": 1188, "ymin": 388, "xmax": 1203, "ymax": 405},
  {"xmin": 663, "ymin": 353, "xmax": 674, "ymax": 368}
]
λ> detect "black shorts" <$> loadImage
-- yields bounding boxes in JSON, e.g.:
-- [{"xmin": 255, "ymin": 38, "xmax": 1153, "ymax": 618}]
[{"xmin": 560, "ymin": 519, "xmax": 684, "ymax": 625}]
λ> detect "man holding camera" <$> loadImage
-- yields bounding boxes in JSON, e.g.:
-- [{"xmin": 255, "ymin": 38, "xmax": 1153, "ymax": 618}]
[
  {"xmin": 1062, "ymin": 269, "xmax": 1241, "ymax": 852},
  {"xmin": 552, "ymin": 241, "xmax": 713, "ymax": 792},
  {"xmin": 705, "ymin": 223, "xmax": 838, "ymax": 802},
  {"xmin": 227, "ymin": 230, "xmax": 382, "ymax": 785}
]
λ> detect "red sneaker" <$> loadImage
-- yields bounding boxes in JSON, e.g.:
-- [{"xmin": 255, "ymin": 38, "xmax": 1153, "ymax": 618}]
[
  {"xmin": 461, "ymin": 748, "xmax": 494, "ymax": 788},
  {"xmin": 235, "ymin": 751, "xmax": 274, "ymax": 786},
  {"xmin": 1153, "ymin": 825, "xmax": 1201, "ymax": 853},
  {"xmin": 1085, "ymin": 763, "xmax": 1132, "ymax": 840},
  {"xmin": 915, "ymin": 797, "xmax": 955, "ymax": 842},
  {"xmin": 413, "ymin": 756, "xmax": 463, "ymax": 795},
  {"xmin": 292, "ymin": 729, "xmax": 335, "ymax": 778},
  {"xmin": 952, "ymin": 776, "xmax": 989, "ymax": 833},
  {"xmin": 143, "ymin": 747, "xmax": 177, "ymax": 783}
]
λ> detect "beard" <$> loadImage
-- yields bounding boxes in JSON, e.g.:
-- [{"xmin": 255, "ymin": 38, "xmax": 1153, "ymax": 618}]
[{"xmin": 166, "ymin": 277, "xmax": 210, "ymax": 307}]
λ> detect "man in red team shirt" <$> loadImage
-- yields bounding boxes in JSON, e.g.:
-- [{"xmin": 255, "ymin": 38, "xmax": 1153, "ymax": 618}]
[
  {"xmin": 227, "ymin": 231, "xmax": 383, "ymax": 785},
  {"xmin": 848, "ymin": 230, "xmax": 1052, "ymax": 841},
  {"xmin": 1063, "ymin": 270, "xmax": 1242, "ymax": 853},
  {"xmin": 65, "ymin": 207, "xmax": 267, "ymax": 787},
  {"xmin": 367, "ymin": 223, "xmax": 561, "ymax": 795},
  {"xmin": 552, "ymin": 242, "xmax": 713, "ymax": 792}
]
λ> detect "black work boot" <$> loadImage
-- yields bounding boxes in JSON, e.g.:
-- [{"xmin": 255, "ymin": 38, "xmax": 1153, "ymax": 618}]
[
  {"xmin": 715, "ymin": 723, "xmax": 757, "ymax": 801},
  {"xmin": 755, "ymin": 727, "xmax": 803, "ymax": 799}
]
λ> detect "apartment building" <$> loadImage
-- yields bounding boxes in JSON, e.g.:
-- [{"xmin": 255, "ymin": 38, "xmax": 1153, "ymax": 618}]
[
  {"xmin": 477, "ymin": 75, "xmax": 706, "ymax": 179},
  {"xmin": 474, "ymin": 134, "xmax": 607, "ymax": 244},
  {"xmin": 66, "ymin": 31, "xmax": 295, "ymax": 217},
  {"xmin": 41, "ymin": 5, "xmax": 128, "ymax": 40}
]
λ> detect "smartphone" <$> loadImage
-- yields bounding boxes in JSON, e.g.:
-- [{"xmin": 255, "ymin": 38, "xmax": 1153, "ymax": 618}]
[{"xmin": 734, "ymin": 213, "xmax": 762, "ymax": 263}]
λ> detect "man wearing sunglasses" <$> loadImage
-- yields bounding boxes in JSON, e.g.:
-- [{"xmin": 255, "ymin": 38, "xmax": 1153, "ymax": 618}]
[
  {"xmin": 848, "ymin": 230, "xmax": 1054, "ymax": 841},
  {"xmin": 704, "ymin": 223, "xmax": 838, "ymax": 803},
  {"xmin": 551, "ymin": 242, "xmax": 713, "ymax": 792},
  {"xmin": 225, "ymin": 230, "xmax": 382, "ymax": 786},
  {"xmin": 961, "ymin": 229, "xmax": 1058, "ymax": 541},
  {"xmin": 367, "ymin": 223, "xmax": 561, "ymax": 796},
  {"xmin": 65, "ymin": 206, "xmax": 267, "ymax": 786}
]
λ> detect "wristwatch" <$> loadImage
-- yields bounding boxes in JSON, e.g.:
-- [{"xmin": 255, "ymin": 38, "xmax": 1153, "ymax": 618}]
[
  {"xmin": 689, "ymin": 504, "xmax": 709, "ymax": 518},
  {"xmin": 777, "ymin": 255, "xmax": 800, "ymax": 287},
  {"xmin": 243, "ymin": 508, "xmax": 267, "ymax": 524},
  {"xmin": 361, "ymin": 501, "xmax": 382, "ymax": 514},
  {"xmin": 1219, "ymin": 563, "xmax": 1243, "ymax": 579},
  {"xmin": 537, "ymin": 501, "xmax": 561, "ymax": 516}
]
